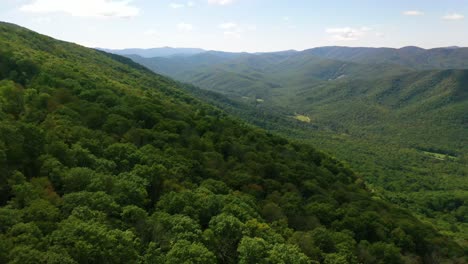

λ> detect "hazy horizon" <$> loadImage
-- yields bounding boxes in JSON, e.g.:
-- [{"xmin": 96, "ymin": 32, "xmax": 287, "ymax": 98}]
[
  {"xmin": 1, "ymin": 0, "xmax": 467, "ymax": 52},
  {"xmin": 100, "ymin": 45, "xmax": 467, "ymax": 53}
]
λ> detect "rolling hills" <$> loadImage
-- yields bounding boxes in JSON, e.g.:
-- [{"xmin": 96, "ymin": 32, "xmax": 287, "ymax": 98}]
[
  {"xmin": 123, "ymin": 46, "xmax": 468, "ymax": 246},
  {"xmin": 2, "ymin": 22, "xmax": 466, "ymax": 263},
  {"xmin": 303, "ymin": 46, "xmax": 468, "ymax": 70}
]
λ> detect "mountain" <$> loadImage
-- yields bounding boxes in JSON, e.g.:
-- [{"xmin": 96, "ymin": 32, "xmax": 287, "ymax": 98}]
[
  {"xmin": 113, "ymin": 45, "xmax": 468, "ymax": 70},
  {"xmin": 125, "ymin": 45, "xmax": 468, "ymax": 247},
  {"xmin": 99, "ymin": 47, "xmax": 206, "ymax": 58},
  {"xmin": 303, "ymin": 46, "xmax": 468, "ymax": 70},
  {"xmin": 129, "ymin": 51, "xmax": 412, "ymax": 98},
  {"xmin": 0, "ymin": 21, "xmax": 465, "ymax": 263}
]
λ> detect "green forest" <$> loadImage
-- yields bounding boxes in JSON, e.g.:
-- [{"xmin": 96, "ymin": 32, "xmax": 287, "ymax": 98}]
[
  {"xmin": 0, "ymin": 22, "xmax": 466, "ymax": 264},
  {"xmin": 130, "ymin": 48, "xmax": 468, "ymax": 247}
]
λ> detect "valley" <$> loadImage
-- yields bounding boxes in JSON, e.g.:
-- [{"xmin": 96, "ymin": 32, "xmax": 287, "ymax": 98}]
[
  {"xmin": 3, "ymin": 21, "xmax": 467, "ymax": 263},
  {"xmin": 1, "ymin": 0, "xmax": 468, "ymax": 261},
  {"xmin": 125, "ymin": 48, "xmax": 468, "ymax": 246}
]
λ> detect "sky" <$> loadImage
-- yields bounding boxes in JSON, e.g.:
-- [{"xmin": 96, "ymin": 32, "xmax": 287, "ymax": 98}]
[{"xmin": 1, "ymin": 0, "xmax": 467, "ymax": 52}]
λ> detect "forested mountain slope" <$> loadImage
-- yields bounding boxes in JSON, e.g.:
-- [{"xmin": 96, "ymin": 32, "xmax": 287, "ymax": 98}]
[
  {"xmin": 129, "ymin": 51, "xmax": 411, "ymax": 99},
  {"xmin": 126, "ymin": 45, "xmax": 468, "ymax": 247},
  {"xmin": 127, "ymin": 48, "xmax": 467, "ymax": 157},
  {"xmin": 0, "ymin": 22, "xmax": 465, "ymax": 263},
  {"xmin": 304, "ymin": 46, "xmax": 468, "ymax": 70},
  {"xmin": 127, "ymin": 45, "xmax": 468, "ymax": 71},
  {"xmin": 127, "ymin": 46, "xmax": 468, "ymax": 84}
]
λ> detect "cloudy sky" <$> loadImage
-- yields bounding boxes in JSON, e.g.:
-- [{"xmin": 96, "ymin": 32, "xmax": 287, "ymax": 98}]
[{"xmin": 1, "ymin": 0, "xmax": 467, "ymax": 52}]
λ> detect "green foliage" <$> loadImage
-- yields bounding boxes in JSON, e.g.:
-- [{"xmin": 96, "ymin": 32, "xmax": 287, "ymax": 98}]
[
  {"xmin": 165, "ymin": 240, "xmax": 217, "ymax": 264},
  {"xmin": 0, "ymin": 22, "xmax": 465, "ymax": 264},
  {"xmin": 138, "ymin": 45, "xmax": 468, "ymax": 245},
  {"xmin": 49, "ymin": 216, "xmax": 140, "ymax": 263},
  {"xmin": 237, "ymin": 237, "xmax": 269, "ymax": 264},
  {"xmin": 266, "ymin": 243, "xmax": 312, "ymax": 264}
]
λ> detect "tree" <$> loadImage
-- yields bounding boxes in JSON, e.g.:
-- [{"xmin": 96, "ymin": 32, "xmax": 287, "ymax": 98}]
[
  {"xmin": 266, "ymin": 243, "xmax": 311, "ymax": 264},
  {"xmin": 19, "ymin": 123, "xmax": 45, "ymax": 177},
  {"xmin": 103, "ymin": 114, "xmax": 132, "ymax": 136},
  {"xmin": 23, "ymin": 199, "xmax": 59, "ymax": 233},
  {"xmin": 208, "ymin": 213, "xmax": 244, "ymax": 263},
  {"xmin": 8, "ymin": 246, "xmax": 45, "ymax": 264},
  {"xmin": 288, "ymin": 231, "xmax": 322, "ymax": 260},
  {"xmin": 0, "ymin": 80, "xmax": 24, "ymax": 117},
  {"xmin": 261, "ymin": 202, "xmax": 285, "ymax": 223},
  {"xmin": 323, "ymin": 253, "xmax": 348, "ymax": 264},
  {"xmin": 7, "ymin": 222, "xmax": 43, "ymax": 247},
  {"xmin": 61, "ymin": 167, "xmax": 95, "ymax": 193},
  {"xmin": 165, "ymin": 240, "xmax": 216, "ymax": 264},
  {"xmin": 49, "ymin": 216, "xmax": 140, "ymax": 264},
  {"xmin": 121, "ymin": 205, "xmax": 147, "ymax": 230},
  {"xmin": 104, "ymin": 143, "xmax": 140, "ymax": 172},
  {"xmin": 368, "ymin": 242, "xmax": 402, "ymax": 264},
  {"xmin": 237, "ymin": 236, "xmax": 269, "ymax": 264},
  {"xmin": 61, "ymin": 191, "xmax": 120, "ymax": 216},
  {"xmin": 0, "ymin": 206, "xmax": 23, "ymax": 233},
  {"xmin": 146, "ymin": 212, "xmax": 202, "ymax": 250},
  {"xmin": 112, "ymin": 173, "xmax": 148, "ymax": 207}
]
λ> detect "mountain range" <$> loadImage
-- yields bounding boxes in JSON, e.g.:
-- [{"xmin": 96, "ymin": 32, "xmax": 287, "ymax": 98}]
[
  {"xmin": 99, "ymin": 47, "xmax": 206, "ymax": 58},
  {"xmin": 0, "ymin": 21, "xmax": 466, "ymax": 263},
  {"xmin": 303, "ymin": 46, "xmax": 468, "ymax": 70},
  {"xmin": 120, "ymin": 45, "xmax": 468, "ymax": 247}
]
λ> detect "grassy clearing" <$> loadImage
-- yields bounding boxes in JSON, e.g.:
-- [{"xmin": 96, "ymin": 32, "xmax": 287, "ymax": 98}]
[
  {"xmin": 421, "ymin": 151, "xmax": 457, "ymax": 161},
  {"xmin": 294, "ymin": 114, "xmax": 311, "ymax": 123}
]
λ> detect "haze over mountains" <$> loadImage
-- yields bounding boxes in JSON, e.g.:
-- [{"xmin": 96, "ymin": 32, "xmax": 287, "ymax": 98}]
[
  {"xmin": 304, "ymin": 46, "xmax": 468, "ymax": 70},
  {"xmin": 99, "ymin": 47, "xmax": 206, "ymax": 58},
  {"xmin": 107, "ymin": 45, "xmax": 468, "ymax": 68}
]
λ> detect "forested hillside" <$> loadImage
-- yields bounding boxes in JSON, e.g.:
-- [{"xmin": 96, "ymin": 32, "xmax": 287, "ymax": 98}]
[
  {"xmin": 304, "ymin": 46, "xmax": 468, "ymax": 70},
  {"xmin": 0, "ymin": 23, "xmax": 463, "ymax": 263},
  {"xmin": 128, "ymin": 51, "xmax": 411, "ymax": 98},
  {"xmin": 125, "ymin": 46, "xmax": 468, "ymax": 247},
  {"xmin": 0, "ymin": 22, "xmax": 465, "ymax": 263}
]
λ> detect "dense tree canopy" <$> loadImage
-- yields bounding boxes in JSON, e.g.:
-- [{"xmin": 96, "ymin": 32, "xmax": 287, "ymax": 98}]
[
  {"xmin": 0, "ymin": 22, "xmax": 465, "ymax": 263},
  {"xmin": 166, "ymin": 52, "xmax": 468, "ymax": 245}
]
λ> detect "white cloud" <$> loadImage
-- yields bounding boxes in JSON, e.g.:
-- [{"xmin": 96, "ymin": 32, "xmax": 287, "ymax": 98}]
[
  {"xmin": 208, "ymin": 0, "xmax": 234, "ymax": 5},
  {"xmin": 403, "ymin": 10, "xmax": 424, "ymax": 16},
  {"xmin": 20, "ymin": 0, "xmax": 139, "ymax": 18},
  {"xmin": 169, "ymin": 3, "xmax": 185, "ymax": 8},
  {"xmin": 282, "ymin": 16, "xmax": 290, "ymax": 21},
  {"xmin": 247, "ymin": 25, "xmax": 257, "ymax": 31},
  {"xmin": 224, "ymin": 31, "xmax": 241, "ymax": 39},
  {"xmin": 360, "ymin": 26, "xmax": 372, "ymax": 31},
  {"xmin": 144, "ymin": 29, "xmax": 159, "ymax": 37},
  {"xmin": 442, "ymin": 13, "xmax": 464, "ymax": 20},
  {"xmin": 219, "ymin": 22, "xmax": 237, "ymax": 29},
  {"xmin": 32, "ymin": 17, "xmax": 52, "ymax": 23},
  {"xmin": 169, "ymin": 1, "xmax": 195, "ymax": 9},
  {"xmin": 218, "ymin": 22, "xmax": 243, "ymax": 38},
  {"xmin": 177, "ymin": 22, "xmax": 193, "ymax": 31},
  {"xmin": 325, "ymin": 26, "xmax": 372, "ymax": 41}
]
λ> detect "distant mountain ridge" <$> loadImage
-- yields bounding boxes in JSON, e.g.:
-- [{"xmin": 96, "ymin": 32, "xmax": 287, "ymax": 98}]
[
  {"xmin": 104, "ymin": 45, "xmax": 468, "ymax": 69},
  {"xmin": 303, "ymin": 46, "xmax": 468, "ymax": 70},
  {"xmin": 122, "ymin": 43, "xmax": 468, "ymax": 247},
  {"xmin": 99, "ymin": 47, "xmax": 206, "ymax": 58}
]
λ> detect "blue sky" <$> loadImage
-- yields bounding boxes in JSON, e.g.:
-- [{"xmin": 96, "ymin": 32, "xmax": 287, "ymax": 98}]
[{"xmin": 1, "ymin": 0, "xmax": 467, "ymax": 51}]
